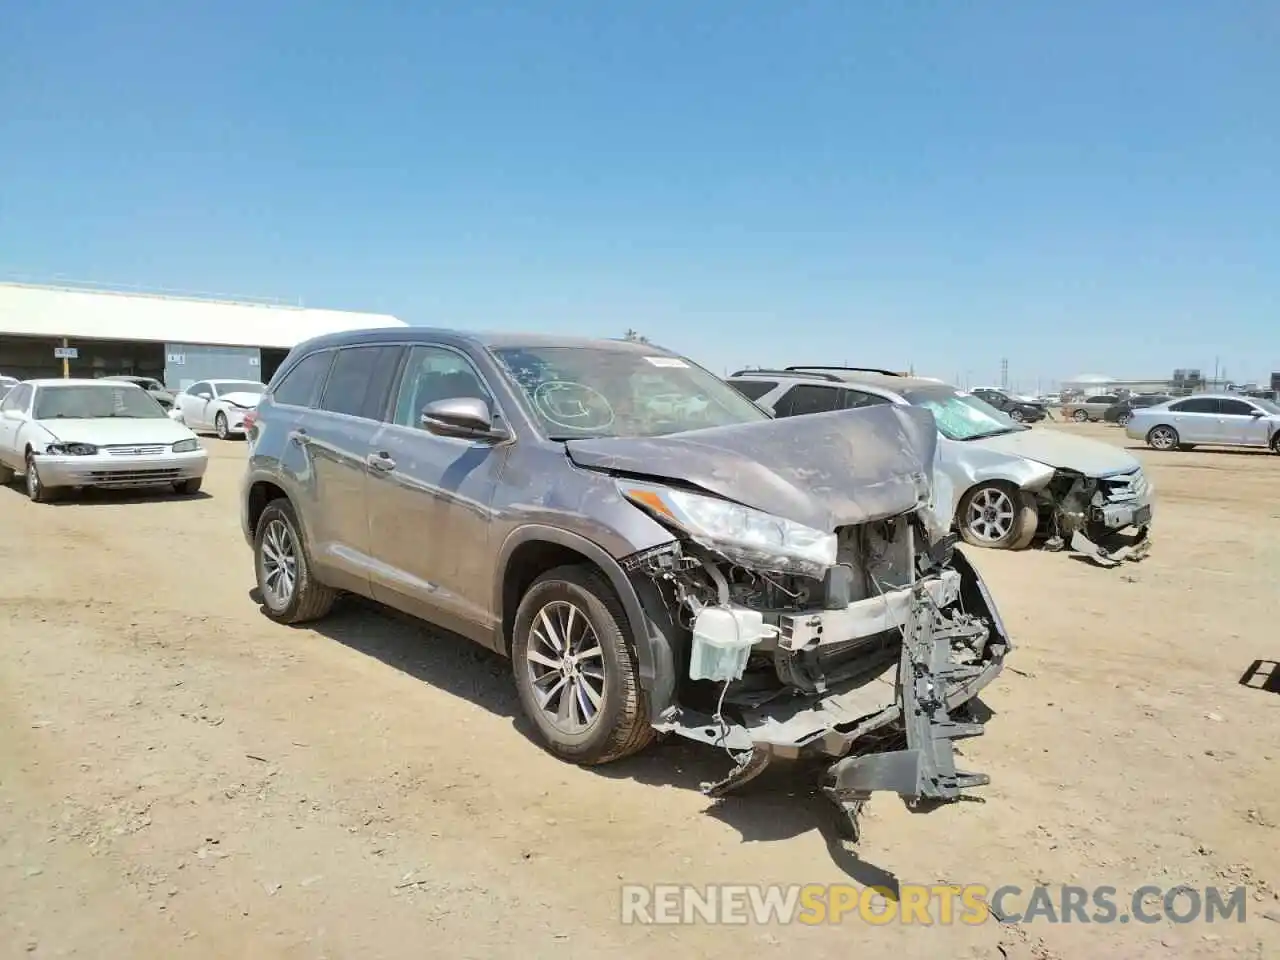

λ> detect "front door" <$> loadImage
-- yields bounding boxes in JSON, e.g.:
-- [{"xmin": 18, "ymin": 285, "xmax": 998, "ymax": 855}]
[
  {"xmin": 1217, "ymin": 398, "xmax": 1270, "ymax": 446},
  {"xmin": 366, "ymin": 344, "xmax": 512, "ymax": 645},
  {"xmin": 0, "ymin": 384, "xmax": 32, "ymax": 467}
]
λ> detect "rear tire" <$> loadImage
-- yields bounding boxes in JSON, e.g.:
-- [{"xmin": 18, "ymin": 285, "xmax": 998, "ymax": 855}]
[
  {"xmin": 1009, "ymin": 409, "xmax": 1026, "ymax": 423},
  {"xmin": 174, "ymin": 478, "xmax": 203, "ymax": 495},
  {"xmin": 511, "ymin": 565, "xmax": 654, "ymax": 765},
  {"xmin": 254, "ymin": 498, "xmax": 336, "ymax": 624},
  {"xmin": 1146, "ymin": 425, "xmax": 1179, "ymax": 451},
  {"xmin": 957, "ymin": 483, "xmax": 1038, "ymax": 551},
  {"xmin": 1072, "ymin": 409, "xmax": 1089, "ymax": 422}
]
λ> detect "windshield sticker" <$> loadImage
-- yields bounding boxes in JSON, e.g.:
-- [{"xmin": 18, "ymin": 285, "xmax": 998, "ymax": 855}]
[{"xmin": 644, "ymin": 356, "xmax": 688, "ymax": 368}]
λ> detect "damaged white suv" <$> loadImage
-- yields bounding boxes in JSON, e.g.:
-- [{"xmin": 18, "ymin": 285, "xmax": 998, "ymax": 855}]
[{"xmin": 243, "ymin": 331, "xmax": 1013, "ymax": 840}]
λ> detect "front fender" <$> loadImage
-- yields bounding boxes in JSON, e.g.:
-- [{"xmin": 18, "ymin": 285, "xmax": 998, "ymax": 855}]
[{"xmin": 494, "ymin": 524, "xmax": 680, "ymax": 717}]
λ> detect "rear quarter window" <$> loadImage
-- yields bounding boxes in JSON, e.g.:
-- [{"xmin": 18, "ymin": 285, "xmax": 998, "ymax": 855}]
[{"xmin": 728, "ymin": 380, "xmax": 777, "ymax": 401}]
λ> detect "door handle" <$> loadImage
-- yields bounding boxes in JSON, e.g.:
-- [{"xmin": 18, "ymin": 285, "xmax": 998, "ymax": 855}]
[{"xmin": 366, "ymin": 451, "xmax": 396, "ymax": 472}]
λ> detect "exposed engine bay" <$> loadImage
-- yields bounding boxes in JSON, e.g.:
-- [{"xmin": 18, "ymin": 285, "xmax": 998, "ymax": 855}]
[
  {"xmin": 624, "ymin": 510, "xmax": 1010, "ymax": 840},
  {"xmin": 1036, "ymin": 467, "xmax": 1153, "ymax": 566}
]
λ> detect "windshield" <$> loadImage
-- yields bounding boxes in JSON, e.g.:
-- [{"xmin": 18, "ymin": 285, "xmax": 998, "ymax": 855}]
[
  {"xmin": 216, "ymin": 381, "xmax": 265, "ymax": 395},
  {"xmin": 901, "ymin": 386, "xmax": 1022, "ymax": 441},
  {"xmin": 491, "ymin": 345, "xmax": 769, "ymax": 439},
  {"xmin": 34, "ymin": 384, "xmax": 167, "ymax": 420},
  {"xmin": 1251, "ymin": 397, "xmax": 1280, "ymax": 415}
]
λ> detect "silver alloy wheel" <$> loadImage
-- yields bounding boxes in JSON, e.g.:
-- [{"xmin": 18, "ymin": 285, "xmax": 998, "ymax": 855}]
[
  {"xmin": 216, "ymin": 413, "xmax": 229, "ymax": 439},
  {"xmin": 525, "ymin": 600, "xmax": 606, "ymax": 735},
  {"xmin": 1149, "ymin": 426, "xmax": 1177, "ymax": 451},
  {"xmin": 259, "ymin": 518, "xmax": 298, "ymax": 610},
  {"xmin": 1117, "ymin": 412, "xmax": 1131, "ymax": 426},
  {"xmin": 1073, "ymin": 409, "xmax": 1089, "ymax": 422},
  {"xmin": 25, "ymin": 459, "xmax": 39, "ymax": 499},
  {"xmin": 966, "ymin": 486, "xmax": 1017, "ymax": 543},
  {"xmin": 1010, "ymin": 409, "xmax": 1025, "ymax": 423}
]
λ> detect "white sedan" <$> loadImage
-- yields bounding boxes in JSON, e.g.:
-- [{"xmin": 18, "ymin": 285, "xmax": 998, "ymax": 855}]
[
  {"xmin": 0, "ymin": 378, "xmax": 208, "ymax": 503},
  {"xmin": 171, "ymin": 379, "xmax": 265, "ymax": 438}
]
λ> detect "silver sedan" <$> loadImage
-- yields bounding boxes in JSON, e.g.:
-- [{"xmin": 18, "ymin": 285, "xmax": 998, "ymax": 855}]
[{"xmin": 1126, "ymin": 394, "xmax": 1280, "ymax": 453}]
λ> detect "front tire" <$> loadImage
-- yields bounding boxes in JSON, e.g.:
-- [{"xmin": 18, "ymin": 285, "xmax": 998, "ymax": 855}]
[
  {"xmin": 24, "ymin": 453, "xmax": 60, "ymax": 503},
  {"xmin": 215, "ymin": 412, "xmax": 230, "ymax": 439},
  {"xmin": 253, "ymin": 499, "xmax": 336, "ymax": 624},
  {"xmin": 957, "ymin": 483, "xmax": 1038, "ymax": 550},
  {"xmin": 511, "ymin": 565, "xmax": 654, "ymax": 765},
  {"xmin": 174, "ymin": 478, "xmax": 203, "ymax": 495},
  {"xmin": 1072, "ymin": 409, "xmax": 1089, "ymax": 423},
  {"xmin": 1147, "ymin": 425, "xmax": 1179, "ymax": 451}
]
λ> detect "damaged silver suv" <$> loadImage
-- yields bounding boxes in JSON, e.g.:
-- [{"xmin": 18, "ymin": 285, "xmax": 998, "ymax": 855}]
[{"xmin": 241, "ymin": 330, "xmax": 1011, "ymax": 837}]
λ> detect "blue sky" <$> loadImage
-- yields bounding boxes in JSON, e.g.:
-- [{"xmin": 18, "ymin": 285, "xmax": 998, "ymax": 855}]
[{"xmin": 1, "ymin": 1, "xmax": 1276, "ymax": 389}]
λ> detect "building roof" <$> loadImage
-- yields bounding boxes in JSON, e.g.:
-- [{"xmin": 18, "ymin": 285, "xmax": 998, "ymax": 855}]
[{"xmin": 0, "ymin": 282, "xmax": 405, "ymax": 350}]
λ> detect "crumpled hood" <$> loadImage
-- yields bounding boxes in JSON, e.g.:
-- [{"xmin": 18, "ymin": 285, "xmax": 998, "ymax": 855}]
[
  {"xmin": 219, "ymin": 392, "xmax": 262, "ymax": 408},
  {"xmin": 38, "ymin": 417, "xmax": 197, "ymax": 446},
  {"xmin": 974, "ymin": 427, "xmax": 1139, "ymax": 477},
  {"xmin": 565, "ymin": 403, "xmax": 939, "ymax": 531}
]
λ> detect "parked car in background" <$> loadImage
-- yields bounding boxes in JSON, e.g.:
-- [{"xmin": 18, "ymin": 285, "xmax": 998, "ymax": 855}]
[
  {"xmin": 1060, "ymin": 394, "xmax": 1120, "ymax": 422},
  {"xmin": 101, "ymin": 375, "xmax": 176, "ymax": 410},
  {"xmin": 1102, "ymin": 394, "xmax": 1174, "ymax": 427},
  {"xmin": 0, "ymin": 378, "xmax": 207, "ymax": 502},
  {"xmin": 970, "ymin": 388, "xmax": 1048, "ymax": 423},
  {"xmin": 728, "ymin": 367, "xmax": 1152, "ymax": 565},
  {"xmin": 0, "ymin": 375, "xmax": 16, "ymax": 402},
  {"xmin": 172, "ymin": 379, "xmax": 265, "ymax": 438},
  {"xmin": 241, "ymin": 330, "xmax": 1012, "ymax": 838},
  {"xmin": 1126, "ymin": 394, "xmax": 1280, "ymax": 453}
]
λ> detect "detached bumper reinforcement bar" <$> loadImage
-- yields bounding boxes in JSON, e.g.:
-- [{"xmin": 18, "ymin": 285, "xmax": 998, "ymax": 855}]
[{"xmin": 822, "ymin": 587, "xmax": 991, "ymax": 839}]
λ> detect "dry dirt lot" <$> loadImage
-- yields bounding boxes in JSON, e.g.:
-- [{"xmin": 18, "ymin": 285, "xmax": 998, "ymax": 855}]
[{"xmin": 1, "ymin": 422, "xmax": 1277, "ymax": 959}]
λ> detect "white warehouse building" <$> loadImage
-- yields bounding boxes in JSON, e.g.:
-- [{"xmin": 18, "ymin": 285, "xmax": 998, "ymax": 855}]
[{"xmin": 0, "ymin": 282, "xmax": 405, "ymax": 388}]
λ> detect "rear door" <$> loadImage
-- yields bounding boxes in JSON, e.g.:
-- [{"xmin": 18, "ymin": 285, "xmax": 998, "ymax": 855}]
[
  {"xmin": 1218, "ymin": 398, "xmax": 1269, "ymax": 446},
  {"xmin": 1168, "ymin": 397, "xmax": 1220, "ymax": 443},
  {"xmin": 365, "ymin": 343, "xmax": 513, "ymax": 641},
  {"xmin": 300, "ymin": 345, "xmax": 405, "ymax": 594}
]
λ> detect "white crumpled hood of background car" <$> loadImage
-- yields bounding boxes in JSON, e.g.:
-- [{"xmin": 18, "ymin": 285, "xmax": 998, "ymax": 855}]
[
  {"xmin": 218, "ymin": 392, "xmax": 263, "ymax": 408},
  {"xmin": 975, "ymin": 427, "xmax": 1139, "ymax": 477}
]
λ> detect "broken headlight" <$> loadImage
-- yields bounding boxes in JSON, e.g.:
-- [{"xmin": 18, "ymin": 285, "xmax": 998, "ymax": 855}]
[
  {"xmin": 45, "ymin": 442, "xmax": 98, "ymax": 456},
  {"xmin": 620, "ymin": 480, "xmax": 837, "ymax": 576}
]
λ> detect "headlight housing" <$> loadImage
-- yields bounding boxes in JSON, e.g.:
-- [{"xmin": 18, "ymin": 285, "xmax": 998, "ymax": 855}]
[
  {"xmin": 45, "ymin": 442, "xmax": 98, "ymax": 456},
  {"xmin": 620, "ymin": 481, "xmax": 837, "ymax": 577},
  {"xmin": 172, "ymin": 438, "xmax": 200, "ymax": 453}
]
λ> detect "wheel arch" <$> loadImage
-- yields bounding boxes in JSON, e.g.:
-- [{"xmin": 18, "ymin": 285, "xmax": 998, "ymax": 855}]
[{"xmin": 495, "ymin": 525, "xmax": 678, "ymax": 714}]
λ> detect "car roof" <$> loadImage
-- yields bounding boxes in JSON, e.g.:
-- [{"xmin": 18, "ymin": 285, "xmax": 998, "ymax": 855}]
[
  {"xmin": 729, "ymin": 368, "xmax": 947, "ymax": 394},
  {"xmin": 290, "ymin": 325, "xmax": 683, "ymax": 357}
]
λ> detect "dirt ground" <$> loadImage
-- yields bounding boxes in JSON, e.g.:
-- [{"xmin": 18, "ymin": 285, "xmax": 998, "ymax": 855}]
[{"xmin": 1, "ymin": 422, "xmax": 1277, "ymax": 959}]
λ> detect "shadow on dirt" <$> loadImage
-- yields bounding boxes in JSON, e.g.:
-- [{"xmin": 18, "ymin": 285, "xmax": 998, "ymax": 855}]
[
  {"xmin": 1239, "ymin": 659, "xmax": 1280, "ymax": 695},
  {"xmin": 0, "ymin": 478, "xmax": 211, "ymax": 505},
  {"xmin": 247, "ymin": 587, "xmax": 917, "ymax": 888}
]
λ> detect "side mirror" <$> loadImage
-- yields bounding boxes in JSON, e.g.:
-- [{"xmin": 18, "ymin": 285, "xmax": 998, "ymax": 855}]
[
  {"xmin": 420, "ymin": 397, "xmax": 504, "ymax": 440},
  {"xmin": 1250, "ymin": 409, "xmax": 1265, "ymax": 418}
]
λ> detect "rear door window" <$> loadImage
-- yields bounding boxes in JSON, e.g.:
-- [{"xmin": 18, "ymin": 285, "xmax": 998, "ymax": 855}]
[
  {"xmin": 273, "ymin": 350, "xmax": 335, "ymax": 408},
  {"xmin": 319, "ymin": 346, "xmax": 400, "ymax": 420},
  {"xmin": 772, "ymin": 384, "xmax": 845, "ymax": 417},
  {"xmin": 1171, "ymin": 397, "xmax": 1220, "ymax": 414},
  {"xmin": 728, "ymin": 380, "xmax": 777, "ymax": 401}
]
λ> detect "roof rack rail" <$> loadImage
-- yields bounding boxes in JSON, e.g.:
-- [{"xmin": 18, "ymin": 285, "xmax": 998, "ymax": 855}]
[
  {"xmin": 785, "ymin": 365, "xmax": 904, "ymax": 377},
  {"xmin": 728, "ymin": 367, "xmax": 844, "ymax": 382}
]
